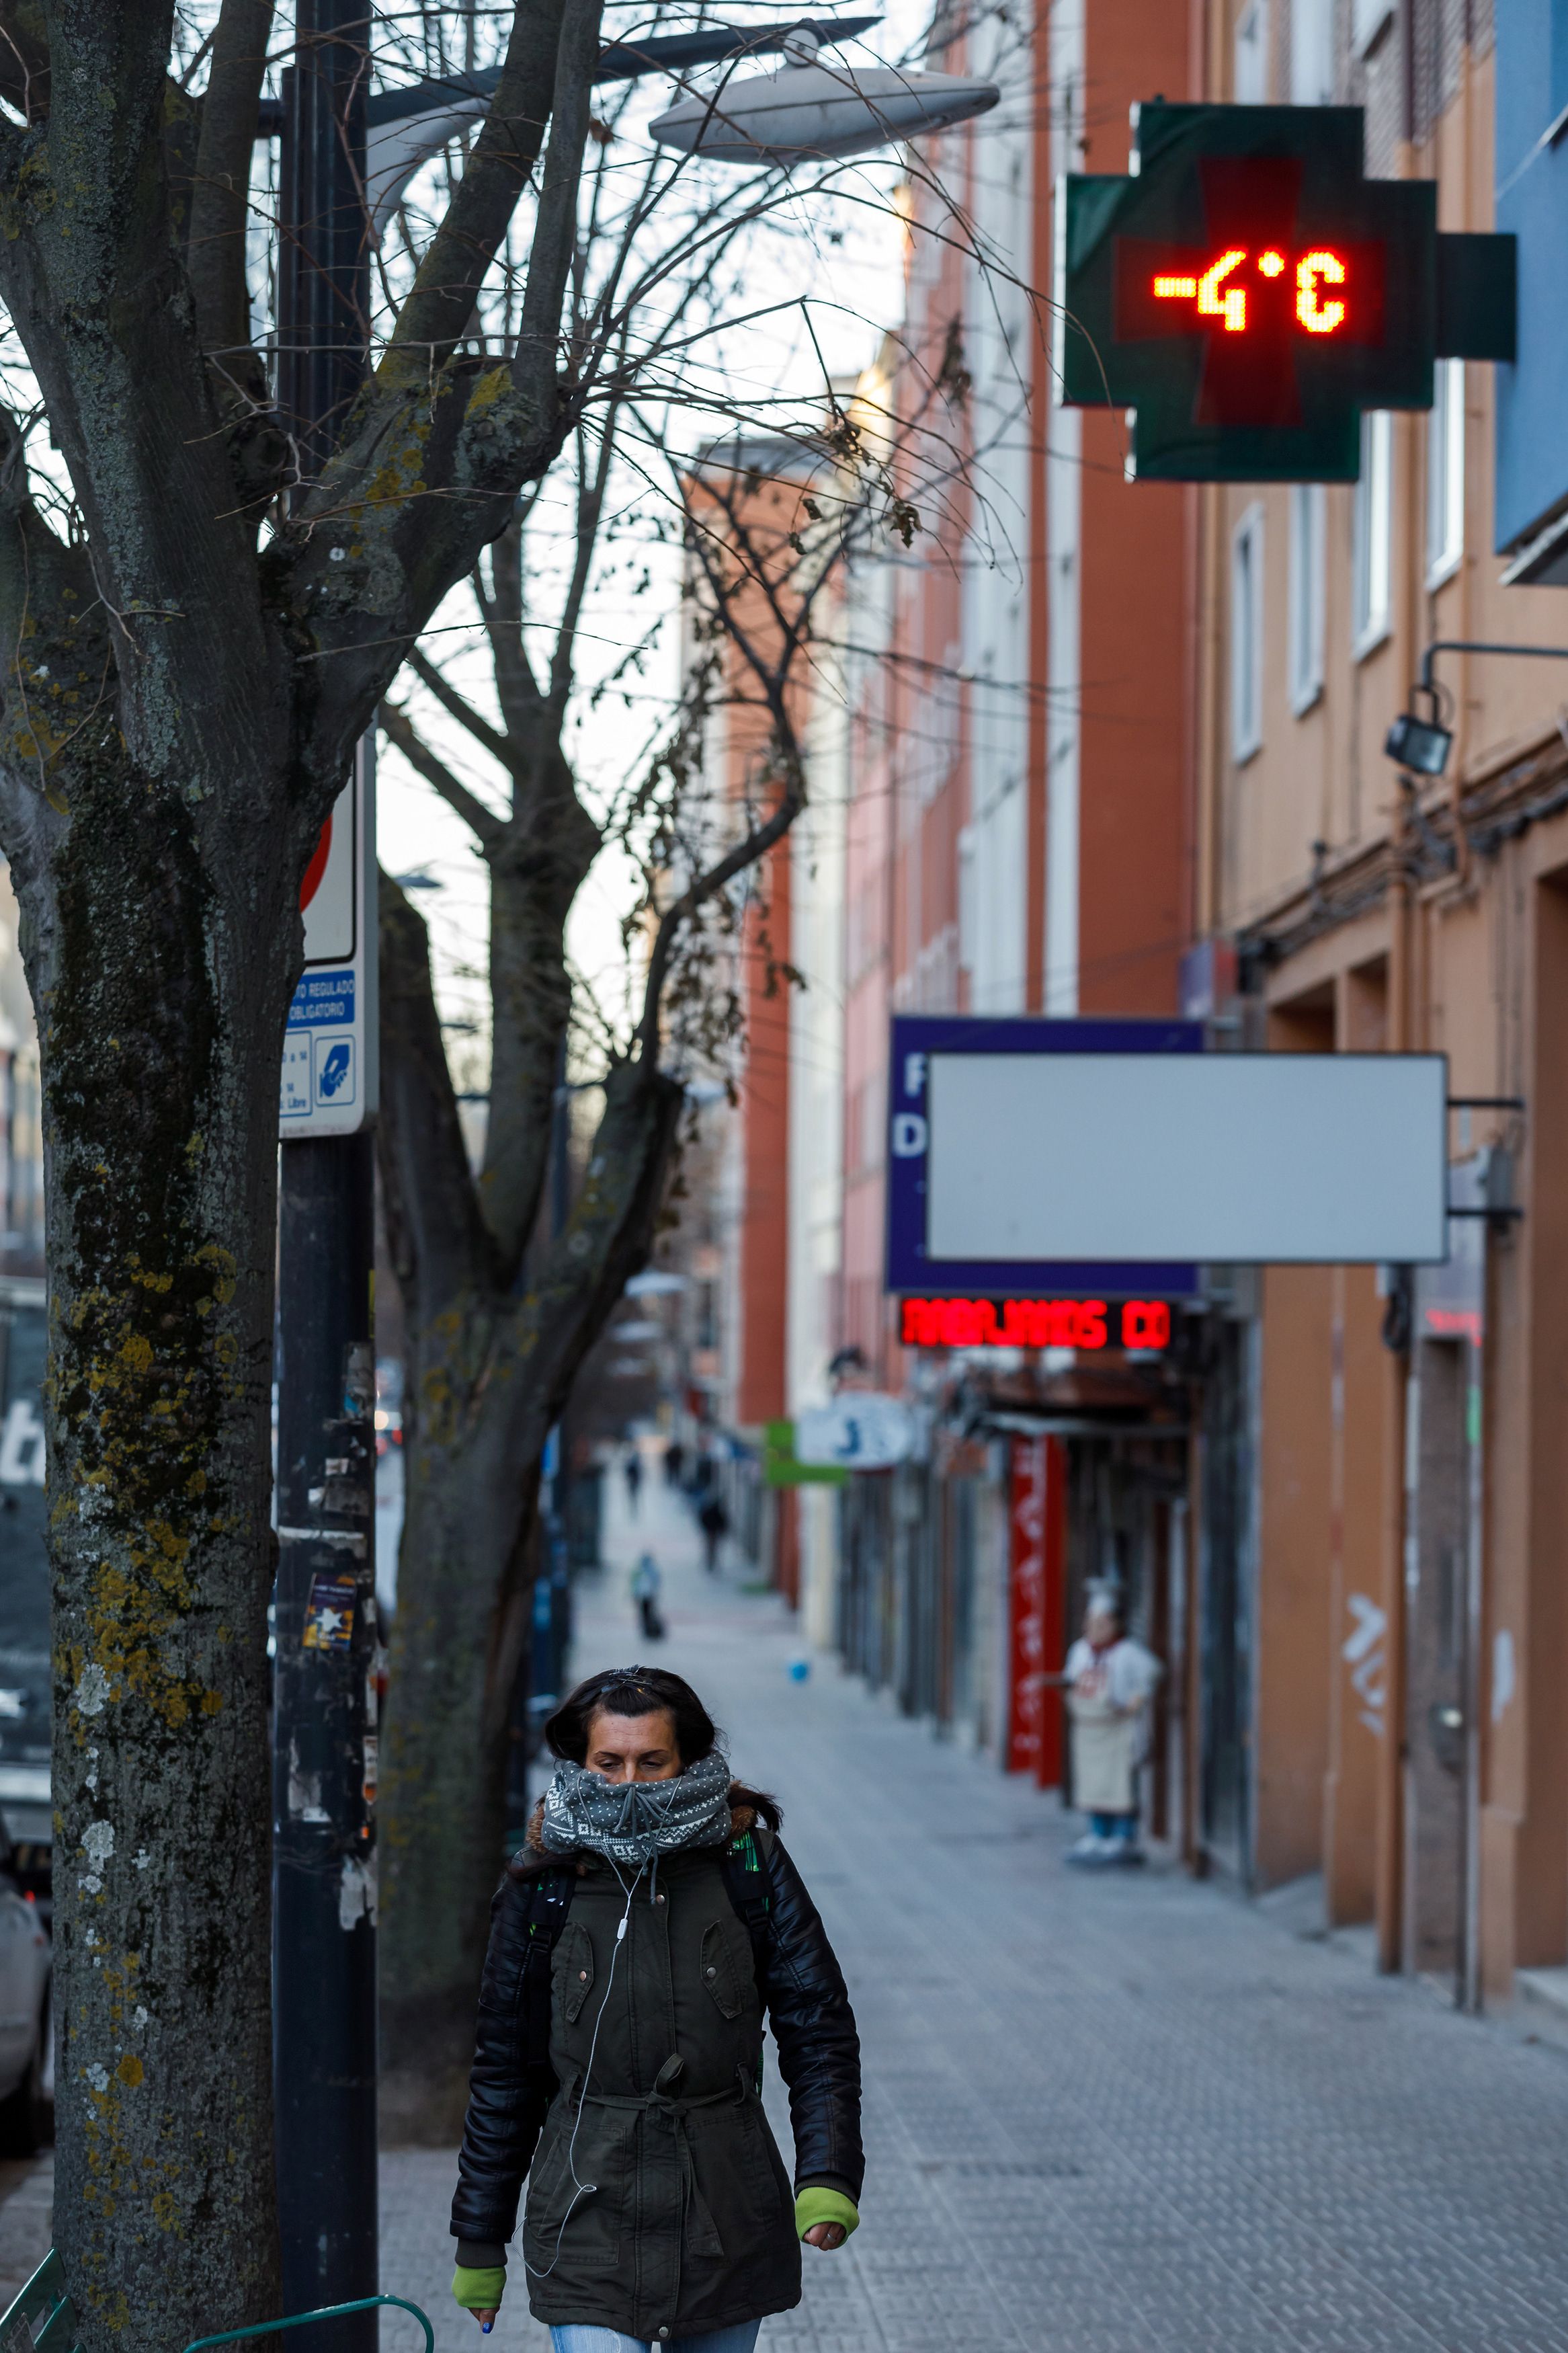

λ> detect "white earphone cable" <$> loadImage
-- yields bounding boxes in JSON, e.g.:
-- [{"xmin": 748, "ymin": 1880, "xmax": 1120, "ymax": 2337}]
[{"xmin": 522, "ymin": 1857, "xmax": 639, "ymax": 2282}]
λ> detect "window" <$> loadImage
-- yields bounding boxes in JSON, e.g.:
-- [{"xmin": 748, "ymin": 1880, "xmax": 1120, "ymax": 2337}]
[
  {"xmin": 1353, "ymin": 411, "xmax": 1393, "ymax": 657},
  {"xmin": 1288, "ymin": 483, "xmax": 1325, "ymax": 715},
  {"xmin": 1426, "ymin": 358, "xmax": 1465, "ymax": 588},
  {"xmin": 1290, "ymin": 0, "xmax": 1334, "ymax": 102},
  {"xmin": 1234, "ymin": 0, "xmax": 1270, "ymax": 101},
  {"xmin": 1231, "ymin": 503, "xmax": 1265, "ymax": 762}
]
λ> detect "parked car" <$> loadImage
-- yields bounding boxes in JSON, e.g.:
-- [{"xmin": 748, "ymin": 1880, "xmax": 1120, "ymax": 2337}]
[{"xmin": 0, "ymin": 1805, "xmax": 49, "ymax": 2153}]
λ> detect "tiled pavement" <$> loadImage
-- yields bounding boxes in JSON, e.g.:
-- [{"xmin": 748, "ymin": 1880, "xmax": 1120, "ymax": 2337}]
[
  {"xmin": 381, "ymin": 1460, "xmax": 1568, "ymax": 2353},
  {"xmin": 0, "ymin": 2154, "xmax": 51, "ymax": 2305}
]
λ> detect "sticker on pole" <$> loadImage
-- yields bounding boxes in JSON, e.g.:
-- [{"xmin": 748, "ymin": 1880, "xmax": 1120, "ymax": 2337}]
[
  {"xmin": 280, "ymin": 737, "xmax": 378, "ymax": 1138},
  {"xmin": 302, "ymin": 1574, "xmax": 357, "ymax": 1651}
]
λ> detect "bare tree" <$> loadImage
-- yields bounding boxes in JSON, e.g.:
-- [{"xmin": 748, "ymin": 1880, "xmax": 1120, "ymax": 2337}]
[
  {"xmin": 0, "ymin": 0, "xmax": 1020, "ymax": 2323},
  {"xmin": 373, "ymin": 354, "xmax": 948, "ymax": 2123},
  {"xmin": 355, "ymin": 6, "xmax": 1001, "ymax": 2128},
  {"xmin": 0, "ymin": 3, "xmax": 919, "ymax": 2343}
]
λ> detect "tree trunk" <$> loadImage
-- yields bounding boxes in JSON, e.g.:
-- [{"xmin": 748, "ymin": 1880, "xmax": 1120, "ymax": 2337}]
[
  {"xmin": 19, "ymin": 753, "xmax": 299, "ymax": 2345},
  {"xmin": 377, "ymin": 1308, "xmax": 542, "ymax": 2141},
  {"xmin": 0, "ymin": 0, "xmax": 616, "ymax": 2323},
  {"xmin": 376, "ymin": 875, "xmax": 684, "ymax": 2131}
]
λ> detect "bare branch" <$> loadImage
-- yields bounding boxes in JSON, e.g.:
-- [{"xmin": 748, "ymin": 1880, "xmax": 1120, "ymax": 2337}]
[
  {"xmin": 407, "ymin": 646, "xmax": 518, "ymax": 778},
  {"xmin": 637, "ymin": 740, "xmax": 805, "ymax": 1064},
  {"xmin": 0, "ymin": 3, "xmax": 48, "ymax": 122},
  {"xmin": 474, "ymin": 518, "xmax": 542, "ymax": 735},
  {"xmin": 548, "ymin": 396, "xmax": 619, "ymax": 708},
  {"xmin": 512, "ymin": 0, "xmax": 604, "ymax": 413},
  {"xmin": 380, "ymin": 700, "xmax": 504, "ymax": 847},
  {"xmin": 188, "ymin": 0, "xmax": 276, "ymax": 359},
  {"xmin": 479, "ymin": 729, "xmax": 602, "ymax": 1281},
  {"xmin": 377, "ymin": 869, "xmax": 493, "ymax": 1313},
  {"xmin": 384, "ymin": 0, "xmax": 566, "ymax": 378}
]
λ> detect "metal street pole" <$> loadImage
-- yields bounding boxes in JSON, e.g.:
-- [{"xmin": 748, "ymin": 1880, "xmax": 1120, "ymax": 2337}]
[{"xmin": 274, "ymin": 10, "xmax": 378, "ymax": 2351}]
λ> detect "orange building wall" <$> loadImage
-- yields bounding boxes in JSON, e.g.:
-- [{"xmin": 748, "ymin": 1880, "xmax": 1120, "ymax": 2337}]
[
  {"xmin": 1323, "ymin": 1263, "xmax": 1388, "ymax": 1927},
  {"xmin": 1255, "ymin": 1263, "xmax": 1335, "ymax": 1890},
  {"xmin": 1072, "ymin": 1, "xmax": 1198, "ymax": 1018},
  {"xmin": 736, "ymin": 844, "xmax": 792, "ymax": 1429}
]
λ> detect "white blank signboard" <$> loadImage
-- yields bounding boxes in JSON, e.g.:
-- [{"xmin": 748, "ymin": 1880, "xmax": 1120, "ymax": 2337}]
[{"xmin": 926, "ymin": 1053, "xmax": 1448, "ymax": 1265}]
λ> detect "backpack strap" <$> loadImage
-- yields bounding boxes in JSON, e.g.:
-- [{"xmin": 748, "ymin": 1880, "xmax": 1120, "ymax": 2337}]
[
  {"xmin": 513, "ymin": 1861, "xmax": 577, "ymax": 2084},
  {"xmin": 720, "ymin": 1825, "xmax": 774, "ymax": 1989}
]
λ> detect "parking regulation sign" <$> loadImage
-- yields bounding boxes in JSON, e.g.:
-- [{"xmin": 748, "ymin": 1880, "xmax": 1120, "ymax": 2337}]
[{"xmin": 280, "ymin": 737, "xmax": 378, "ymax": 1138}]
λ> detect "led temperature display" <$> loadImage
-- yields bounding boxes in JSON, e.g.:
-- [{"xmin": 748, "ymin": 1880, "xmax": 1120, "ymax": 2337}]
[
  {"xmin": 1055, "ymin": 102, "xmax": 1514, "ymax": 482},
  {"xmin": 901, "ymin": 1298, "xmax": 1173, "ymax": 1351},
  {"xmin": 1148, "ymin": 245, "xmax": 1349, "ymax": 335}
]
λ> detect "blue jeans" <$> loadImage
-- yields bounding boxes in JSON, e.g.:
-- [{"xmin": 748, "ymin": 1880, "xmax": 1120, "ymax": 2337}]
[
  {"xmin": 550, "ymin": 2330, "xmax": 761, "ymax": 2353},
  {"xmin": 1090, "ymin": 1811, "xmax": 1137, "ymax": 1842}
]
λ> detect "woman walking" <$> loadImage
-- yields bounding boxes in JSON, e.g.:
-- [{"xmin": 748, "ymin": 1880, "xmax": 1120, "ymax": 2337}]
[{"xmin": 450, "ymin": 1666, "xmax": 863, "ymax": 2353}]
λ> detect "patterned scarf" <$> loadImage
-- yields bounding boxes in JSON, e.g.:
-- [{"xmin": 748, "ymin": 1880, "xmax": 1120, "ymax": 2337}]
[{"xmin": 540, "ymin": 1749, "xmax": 734, "ymax": 1866}]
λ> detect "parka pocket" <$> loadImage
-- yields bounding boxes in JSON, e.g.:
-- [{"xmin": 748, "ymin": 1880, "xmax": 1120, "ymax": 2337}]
[
  {"xmin": 733, "ymin": 2100, "xmax": 791, "ymax": 2227},
  {"xmin": 522, "ymin": 2106, "xmax": 628, "ymax": 2276},
  {"xmin": 699, "ymin": 1920, "xmax": 745, "ymax": 2020},
  {"xmin": 552, "ymin": 1919, "xmax": 595, "ymax": 2024}
]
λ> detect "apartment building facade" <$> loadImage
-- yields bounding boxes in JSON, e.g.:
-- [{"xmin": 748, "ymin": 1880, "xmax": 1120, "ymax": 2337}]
[
  {"xmin": 691, "ymin": 0, "xmax": 1568, "ymax": 2024},
  {"xmin": 701, "ymin": 0, "xmax": 1205, "ymax": 1796},
  {"xmin": 1192, "ymin": 0, "xmax": 1568, "ymax": 2013}
]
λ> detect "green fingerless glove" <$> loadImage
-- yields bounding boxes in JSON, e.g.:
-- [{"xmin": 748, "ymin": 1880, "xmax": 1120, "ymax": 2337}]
[
  {"xmin": 795, "ymin": 2186, "xmax": 860, "ymax": 2242},
  {"xmin": 452, "ymin": 2266, "xmax": 506, "ymax": 2311}
]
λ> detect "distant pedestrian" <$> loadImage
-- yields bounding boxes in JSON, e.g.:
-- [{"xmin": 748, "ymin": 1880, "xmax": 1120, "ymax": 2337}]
[
  {"xmin": 665, "ymin": 1439, "xmax": 686, "ymax": 1487},
  {"xmin": 622, "ymin": 1447, "xmax": 643, "ymax": 1513},
  {"xmin": 450, "ymin": 1665, "xmax": 863, "ymax": 2353},
  {"xmin": 1061, "ymin": 1586, "xmax": 1162, "ymax": 1866},
  {"xmin": 630, "ymin": 1552, "xmax": 665, "ymax": 1642},
  {"xmin": 698, "ymin": 1492, "xmax": 729, "ymax": 1572}
]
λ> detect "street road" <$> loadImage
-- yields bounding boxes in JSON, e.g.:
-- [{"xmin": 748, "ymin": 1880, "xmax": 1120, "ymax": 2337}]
[{"xmin": 382, "ymin": 1454, "xmax": 1568, "ymax": 2353}]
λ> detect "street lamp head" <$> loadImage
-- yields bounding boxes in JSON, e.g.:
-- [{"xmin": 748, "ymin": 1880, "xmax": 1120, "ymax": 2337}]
[
  {"xmin": 649, "ymin": 38, "xmax": 999, "ymax": 165},
  {"xmin": 1384, "ymin": 706, "xmax": 1453, "ymax": 778}
]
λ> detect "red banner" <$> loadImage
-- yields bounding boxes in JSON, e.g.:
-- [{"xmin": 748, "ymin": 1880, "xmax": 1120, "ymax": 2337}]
[
  {"xmin": 1007, "ymin": 1435, "xmax": 1066, "ymax": 1783},
  {"xmin": 1036, "ymin": 1437, "xmax": 1067, "ymax": 1789},
  {"xmin": 1007, "ymin": 1437, "xmax": 1049, "ymax": 1775}
]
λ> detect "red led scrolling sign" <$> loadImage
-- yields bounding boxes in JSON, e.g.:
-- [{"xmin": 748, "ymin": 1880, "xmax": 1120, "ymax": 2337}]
[{"xmin": 901, "ymin": 1298, "xmax": 1172, "ymax": 1351}]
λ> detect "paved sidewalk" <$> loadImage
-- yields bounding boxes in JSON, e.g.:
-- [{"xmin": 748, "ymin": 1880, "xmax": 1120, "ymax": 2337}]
[
  {"xmin": 384, "ymin": 1453, "xmax": 1568, "ymax": 2353},
  {"xmin": 0, "ymin": 2155, "xmax": 52, "ymax": 2305}
]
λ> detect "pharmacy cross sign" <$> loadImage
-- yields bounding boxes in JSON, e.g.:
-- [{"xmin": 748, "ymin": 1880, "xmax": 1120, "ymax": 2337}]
[{"xmin": 1055, "ymin": 103, "xmax": 1515, "ymax": 483}]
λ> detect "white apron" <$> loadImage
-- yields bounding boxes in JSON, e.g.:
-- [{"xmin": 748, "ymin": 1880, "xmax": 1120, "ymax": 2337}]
[
  {"xmin": 1069, "ymin": 1696, "xmax": 1140, "ymax": 1812},
  {"xmin": 1066, "ymin": 1637, "xmax": 1161, "ymax": 1813}
]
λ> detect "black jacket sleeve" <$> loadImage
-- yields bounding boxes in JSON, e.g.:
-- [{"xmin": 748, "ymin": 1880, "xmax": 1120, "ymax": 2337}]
[
  {"xmin": 450, "ymin": 1874, "xmax": 557, "ymax": 2247},
  {"xmin": 755, "ymin": 1835, "xmax": 864, "ymax": 2200}
]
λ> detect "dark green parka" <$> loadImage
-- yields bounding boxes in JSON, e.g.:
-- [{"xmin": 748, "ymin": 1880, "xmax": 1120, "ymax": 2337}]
[{"xmin": 451, "ymin": 1797, "xmax": 863, "ymax": 2342}]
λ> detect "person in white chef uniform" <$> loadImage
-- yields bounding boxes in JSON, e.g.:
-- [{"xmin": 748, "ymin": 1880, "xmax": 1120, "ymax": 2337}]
[{"xmin": 1061, "ymin": 1585, "xmax": 1163, "ymax": 1866}]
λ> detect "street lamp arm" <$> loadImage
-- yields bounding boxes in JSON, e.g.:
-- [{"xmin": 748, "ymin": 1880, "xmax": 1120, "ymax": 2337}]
[
  {"xmin": 1389, "ymin": 638, "xmax": 1568, "ymax": 785},
  {"xmin": 1419, "ymin": 639, "xmax": 1568, "ymax": 694}
]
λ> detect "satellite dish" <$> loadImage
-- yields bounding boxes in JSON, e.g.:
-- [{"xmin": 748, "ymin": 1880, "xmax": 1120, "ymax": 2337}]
[{"xmin": 649, "ymin": 26, "xmax": 999, "ymax": 165}]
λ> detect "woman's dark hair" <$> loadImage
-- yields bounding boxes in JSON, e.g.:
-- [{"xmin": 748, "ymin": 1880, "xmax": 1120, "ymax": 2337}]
[
  {"xmin": 544, "ymin": 1666, "xmax": 780, "ymax": 1829},
  {"xmin": 546, "ymin": 1667, "xmax": 716, "ymax": 1767}
]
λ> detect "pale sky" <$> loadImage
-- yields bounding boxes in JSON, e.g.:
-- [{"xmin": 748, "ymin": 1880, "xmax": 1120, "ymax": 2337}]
[{"xmin": 376, "ymin": 9, "xmax": 920, "ymax": 1088}]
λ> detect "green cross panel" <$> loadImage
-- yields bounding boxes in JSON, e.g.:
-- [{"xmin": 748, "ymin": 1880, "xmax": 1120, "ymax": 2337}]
[{"xmin": 1055, "ymin": 102, "xmax": 1513, "ymax": 484}]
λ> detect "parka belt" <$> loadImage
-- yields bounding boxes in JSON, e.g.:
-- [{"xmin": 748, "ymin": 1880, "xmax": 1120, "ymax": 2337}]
[
  {"xmin": 579, "ymin": 2075, "xmax": 748, "ymax": 2118},
  {"xmin": 576, "ymin": 2063, "xmax": 753, "ymax": 2265}
]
